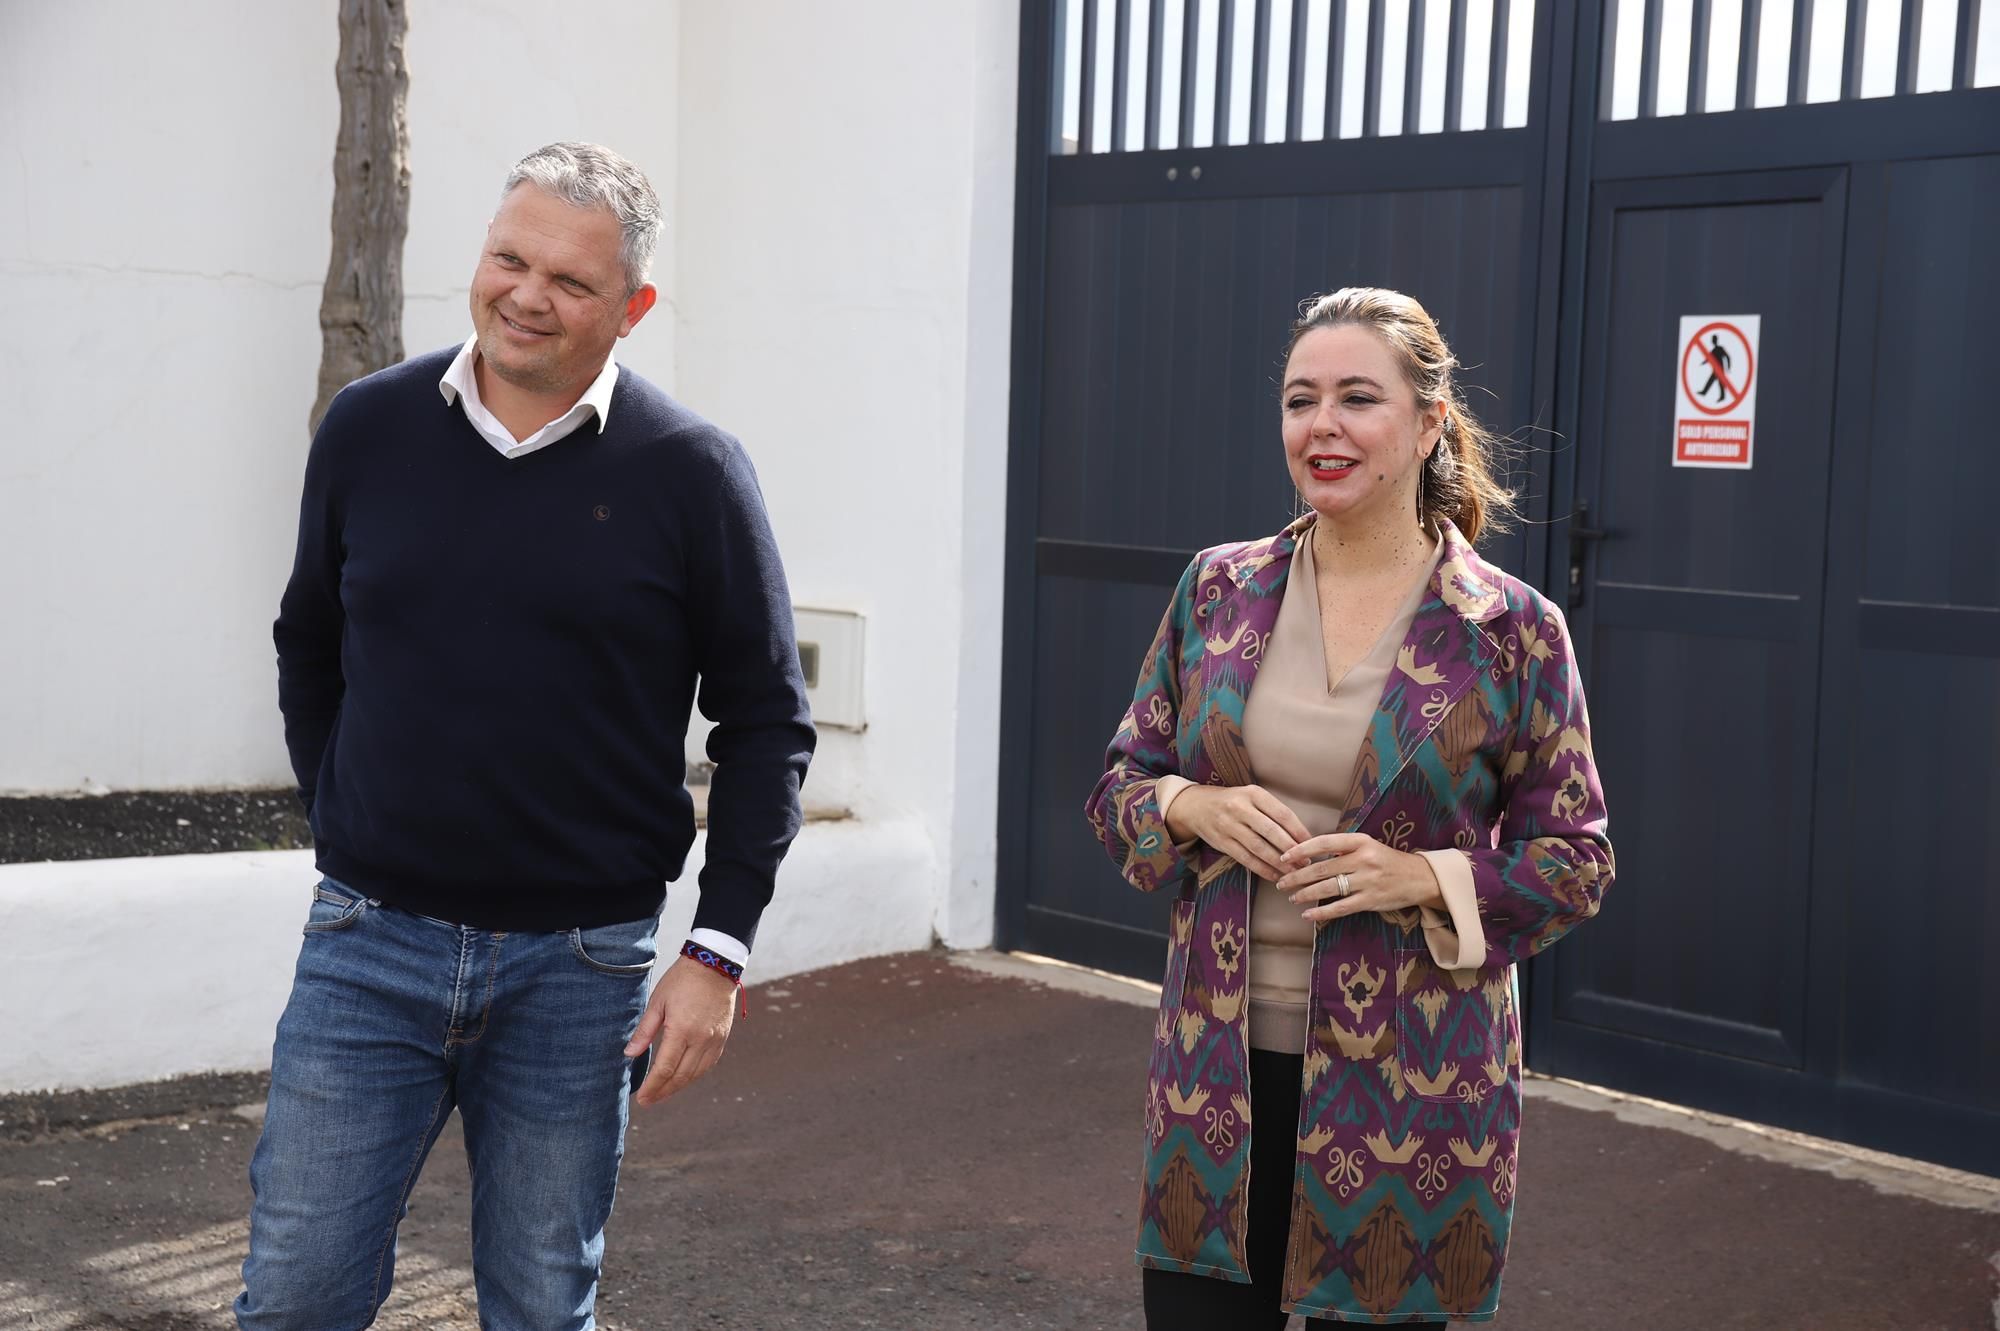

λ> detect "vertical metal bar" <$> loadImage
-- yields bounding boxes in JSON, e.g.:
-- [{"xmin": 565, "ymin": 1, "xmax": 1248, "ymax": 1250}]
[
  {"xmin": 1146, "ymin": 0, "xmax": 1169, "ymax": 145},
  {"xmin": 1638, "ymin": 0, "xmax": 1665, "ymax": 117},
  {"xmin": 1789, "ymin": 0, "xmax": 1818, "ymax": 102},
  {"xmin": 1327, "ymin": 0, "xmax": 1351, "ymax": 135},
  {"xmin": 1287, "ymin": 0, "xmax": 1314, "ymax": 137},
  {"xmin": 1545, "ymin": 0, "xmax": 1607, "ymax": 611},
  {"xmin": 1405, "ymin": 0, "xmax": 1430, "ymax": 131},
  {"xmin": 1688, "ymin": 0, "xmax": 1714, "ymax": 110},
  {"xmin": 1896, "ymin": 0, "xmax": 1924, "ymax": 93},
  {"xmin": 1365, "ymin": 0, "xmax": 1388, "ymax": 133},
  {"xmin": 1527, "ymin": 0, "xmax": 1602, "ymax": 1045},
  {"xmin": 997, "ymin": 0, "xmax": 1059, "ymax": 954},
  {"xmin": 1215, "ymin": 0, "xmax": 1238, "ymax": 143},
  {"xmin": 1180, "ymin": 0, "xmax": 1202, "ymax": 142},
  {"xmin": 1208, "ymin": 0, "xmax": 1240, "ymax": 140},
  {"xmin": 1250, "ymin": 0, "xmax": 1274, "ymax": 142},
  {"xmin": 1444, "ymin": 0, "xmax": 1470, "ymax": 130},
  {"xmin": 1797, "ymin": 164, "xmax": 1877, "ymax": 1110},
  {"xmin": 1111, "ymin": 0, "xmax": 1133, "ymax": 149},
  {"xmin": 1737, "ymin": 0, "xmax": 1765, "ymax": 109},
  {"xmin": 1056, "ymin": 0, "xmax": 1072, "ymax": 151},
  {"xmin": 1955, "ymin": 0, "xmax": 1983, "ymax": 88},
  {"xmin": 1079, "ymin": 0, "xmax": 1100, "ymax": 150},
  {"xmin": 1840, "ymin": 0, "xmax": 1867, "ymax": 99},
  {"xmin": 1500, "ymin": 0, "xmax": 1523, "ymax": 125}
]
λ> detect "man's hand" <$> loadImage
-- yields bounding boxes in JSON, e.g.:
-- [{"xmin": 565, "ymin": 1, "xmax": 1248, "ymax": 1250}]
[{"xmin": 624, "ymin": 955, "xmax": 738, "ymax": 1108}]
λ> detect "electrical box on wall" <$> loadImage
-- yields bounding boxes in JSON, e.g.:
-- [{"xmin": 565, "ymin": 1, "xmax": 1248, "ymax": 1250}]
[
  {"xmin": 793, "ymin": 606, "xmax": 864, "ymax": 731},
  {"xmin": 685, "ymin": 606, "xmax": 865, "ymax": 782}
]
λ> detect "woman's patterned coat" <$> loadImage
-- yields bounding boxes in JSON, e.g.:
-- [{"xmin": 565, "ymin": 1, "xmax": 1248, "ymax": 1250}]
[{"xmin": 1085, "ymin": 516, "xmax": 1612, "ymax": 1323}]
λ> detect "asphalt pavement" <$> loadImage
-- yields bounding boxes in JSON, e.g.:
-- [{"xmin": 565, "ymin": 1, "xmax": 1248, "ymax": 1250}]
[{"xmin": 3, "ymin": 950, "xmax": 1996, "ymax": 1330}]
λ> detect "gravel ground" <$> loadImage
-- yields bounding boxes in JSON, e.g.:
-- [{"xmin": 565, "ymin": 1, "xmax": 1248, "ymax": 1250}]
[
  {"xmin": 3, "ymin": 953, "xmax": 1997, "ymax": 1330},
  {"xmin": 0, "ymin": 1074, "xmax": 272, "ymax": 1146},
  {"xmin": 0, "ymin": 789, "xmax": 311, "ymax": 865},
  {"xmin": 0, "ymin": 953, "xmax": 1151, "ymax": 1331}
]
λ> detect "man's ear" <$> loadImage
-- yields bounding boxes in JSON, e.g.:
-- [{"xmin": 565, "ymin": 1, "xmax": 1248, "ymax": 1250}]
[{"xmin": 620, "ymin": 284, "xmax": 659, "ymax": 337}]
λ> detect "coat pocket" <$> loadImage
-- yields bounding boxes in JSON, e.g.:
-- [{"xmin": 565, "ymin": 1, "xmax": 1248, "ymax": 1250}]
[
  {"xmin": 1158, "ymin": 894, "xmax": 1198, "ymax": 1022},
  {"xmin": 1142, "ymin": 894, "xmax": 1202, "ymax": 1153},
  {"xmin": 1393, "ymin": 940, "xmax": 1512, "ymax": 1104}
]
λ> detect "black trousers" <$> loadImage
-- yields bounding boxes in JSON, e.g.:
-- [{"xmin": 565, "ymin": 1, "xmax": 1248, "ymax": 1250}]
[{"xmin": 1140, "ymin": 1048, "xmax": 1448, "ymax": 1329}]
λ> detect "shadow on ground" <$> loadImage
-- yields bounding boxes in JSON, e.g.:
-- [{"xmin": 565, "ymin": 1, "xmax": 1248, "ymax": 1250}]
[{"xmin": 3, "ymin": 951, "xmax": 1996, "ymax": 1328}]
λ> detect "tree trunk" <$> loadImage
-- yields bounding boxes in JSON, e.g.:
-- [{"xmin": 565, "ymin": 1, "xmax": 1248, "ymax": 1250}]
[{"xmin": 309, "ymin": 0, "xmax": 410, "ymax": 436}]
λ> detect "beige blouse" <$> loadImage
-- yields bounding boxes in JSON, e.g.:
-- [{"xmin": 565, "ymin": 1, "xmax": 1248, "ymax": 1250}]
[{"xmin": 1158, "ymin": 528, "xmax": 1486, "ymax": 1053}]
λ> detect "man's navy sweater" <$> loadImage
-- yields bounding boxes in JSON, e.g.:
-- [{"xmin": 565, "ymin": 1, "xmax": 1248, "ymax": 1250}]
[{"xmin": 274, "ymin": 348, "xmax": 815, "ymax": 941}]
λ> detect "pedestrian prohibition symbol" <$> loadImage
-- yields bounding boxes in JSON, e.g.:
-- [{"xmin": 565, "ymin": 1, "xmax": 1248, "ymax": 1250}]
[{"xmin": 1673, "ymin": 314, "xmax": 1759, "ymax": 469}]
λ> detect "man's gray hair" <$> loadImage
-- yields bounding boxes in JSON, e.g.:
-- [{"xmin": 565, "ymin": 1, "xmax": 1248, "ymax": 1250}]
[{"xmin": 502, "ymin": 142, "xmax": 662, "ymax": 295}]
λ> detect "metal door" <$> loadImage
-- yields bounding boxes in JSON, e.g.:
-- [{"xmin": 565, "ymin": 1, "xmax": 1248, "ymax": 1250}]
[
  {"xmin": 1528, "ymin": 4, "xmax": 2000, "ymax": 1176},
  {"xmin": 998, "ymin": 0, "xmax": 2000, "ymax": 1173},
  {"xmin": 999, "ymin": 0, "xmax": 1564, "ymax": 979},
  {"xmin": 1020, "ymin": 186, "xmax": 1538, "ymax": 978},
  {"xmin": 1551, "ymin": 167, "xmax": 1847, "ymax": 1078}
]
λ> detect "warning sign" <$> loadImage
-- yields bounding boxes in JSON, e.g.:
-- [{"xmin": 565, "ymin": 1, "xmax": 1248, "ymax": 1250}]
[{"xmin": 1673, "ymin": 315, "xmax": 1759, "ymax": 469}]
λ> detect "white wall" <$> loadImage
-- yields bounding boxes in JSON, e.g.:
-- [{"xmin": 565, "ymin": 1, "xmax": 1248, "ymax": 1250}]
[
  {"xmin": 0, "ymin": 0, "xmax": 680, "ymax": 792},
  {"xmin": 947, "ymin": 0, "xmax": 1022, "ymax": 948},
  {"xmin": 396, "ymin": 2, "xmax": 679, "ymax": 383},
  {"xmin": 0, "ymin": 820, "xmax": 932, "ymax": 1092},
  {"xmin": 0, "ymin": 2, "xmax": 333, "ymax": 792},
  {"xmin": 675, "ymin": 0, "xmax": 1017, "ymax": 949},
  {"xmin": 0, "ymin": 2, "xmax": 1018, "ymax": 1081}
]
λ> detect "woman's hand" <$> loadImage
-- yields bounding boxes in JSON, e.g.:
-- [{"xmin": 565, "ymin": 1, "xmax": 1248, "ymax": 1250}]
[
  {"xmin": 1277, "ymin": 833, "xmax": 1445, "ymax": 922},
  {"xmin": 1165, "ymin": 784, "xmax": 1312, "ymax": 882}
]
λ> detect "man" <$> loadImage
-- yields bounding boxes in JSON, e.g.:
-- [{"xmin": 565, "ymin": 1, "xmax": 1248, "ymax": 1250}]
[{"xmin": 243, "ymin": 142, "xmax": 815, "ymax": 1329}]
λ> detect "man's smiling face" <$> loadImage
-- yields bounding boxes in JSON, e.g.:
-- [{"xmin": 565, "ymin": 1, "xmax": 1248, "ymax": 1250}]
[{"xmin": 469, "ymin": 183, "xmax": 647, "ymax": 400}]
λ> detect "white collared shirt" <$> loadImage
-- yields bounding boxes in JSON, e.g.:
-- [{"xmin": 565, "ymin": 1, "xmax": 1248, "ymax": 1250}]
[
  {"xmin": 437, "ymin": 336, "xmax": 620, "ymax": 458},
  {"xmin": 434, "ymin": 337, "xmax": 751, "ymax": 972}
]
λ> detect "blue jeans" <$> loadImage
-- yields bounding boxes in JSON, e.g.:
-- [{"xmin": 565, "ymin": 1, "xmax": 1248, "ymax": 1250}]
[{"xmin": 236, "ymin": 878, "xmax": 657, "ymax": 1331}]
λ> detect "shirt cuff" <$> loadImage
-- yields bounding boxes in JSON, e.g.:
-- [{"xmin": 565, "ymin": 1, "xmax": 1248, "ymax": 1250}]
[
  {"xmin": 1415, "ymin": 849, "xmax": 1487, "ymax": 971},
  {"xmin": 1154, "ymin": 774, "xmax": 1192, "ymax": 819},
  {"xmin": 1152, "ymin": 775, "xmax": 1203, "ymax": 854},
  {"xmin": 688, "ymin": 927, "xmax": 750, "ymax": 970}
]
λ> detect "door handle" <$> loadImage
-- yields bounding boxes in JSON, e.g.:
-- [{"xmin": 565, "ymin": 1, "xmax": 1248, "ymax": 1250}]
[{"xmin": 1567, "ymin": 502, "xmax": 1610, "ymax": 607}]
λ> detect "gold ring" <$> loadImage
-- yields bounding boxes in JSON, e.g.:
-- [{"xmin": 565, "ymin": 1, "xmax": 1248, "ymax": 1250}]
[{"xmin": 1336, "ymin": 871, "xmax": 1353, "ymax": 897}]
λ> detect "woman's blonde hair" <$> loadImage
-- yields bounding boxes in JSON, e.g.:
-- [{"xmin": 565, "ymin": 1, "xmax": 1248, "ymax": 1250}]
[{"xmin": 1286, "ymin": 287, "xmax": 1517, "ymax": 543}]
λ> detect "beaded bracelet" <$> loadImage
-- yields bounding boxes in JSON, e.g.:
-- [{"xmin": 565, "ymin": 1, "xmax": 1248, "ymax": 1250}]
[{"xmin": 681, "ymin": 939, "xmax": 748, "ymax": 1017}]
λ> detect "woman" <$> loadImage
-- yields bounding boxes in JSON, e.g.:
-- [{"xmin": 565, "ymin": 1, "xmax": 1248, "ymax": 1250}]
[{"xmin": 1085, "ymin": 288, "xmax": 1612, "ymax": 1326}]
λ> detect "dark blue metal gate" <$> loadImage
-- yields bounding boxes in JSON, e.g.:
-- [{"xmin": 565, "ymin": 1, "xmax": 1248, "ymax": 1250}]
[{"xmin": 998, "ymin": 0, "xmax": 2000, "ymax": 1176}]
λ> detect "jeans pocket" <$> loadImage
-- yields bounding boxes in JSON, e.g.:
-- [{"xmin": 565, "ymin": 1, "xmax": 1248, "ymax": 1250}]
[
  {"xmin": 569, "ymin": 917, "xmax": 661, "ymax": 976},
  {"xmin": 302, "ymin": 879, "xmax": 369, "ymax": 934}
]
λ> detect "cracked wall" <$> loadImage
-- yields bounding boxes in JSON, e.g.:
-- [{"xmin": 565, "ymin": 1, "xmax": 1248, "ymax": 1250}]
[
  {"xmin": 0, "ymin": 0, "xmax": 1016, "ymax": 965},
  {"xmin": 0, "ymin": 0, "xmax": 678, "ymax": 792}
]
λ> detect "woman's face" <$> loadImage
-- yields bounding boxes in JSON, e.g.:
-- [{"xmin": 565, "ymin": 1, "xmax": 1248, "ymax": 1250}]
[{"xmin": 1281, "ymin": 324, "xmax": 1442, "ymax": 529}]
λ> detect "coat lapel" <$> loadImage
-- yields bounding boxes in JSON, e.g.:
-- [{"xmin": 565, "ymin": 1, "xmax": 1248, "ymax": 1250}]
[
  {"xmin": 1338, "ymin": 520, "xmax": 1507, "ymax": 833},
  {"xmin": 1188, "ymin": 523, "xmax": 1300, "ymax": 832},
  {"xmin": 1188, "ymin": 517, "xmax": 1508, "ymax": 844}
]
